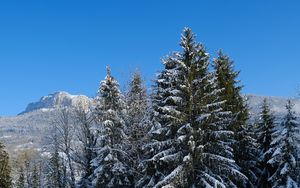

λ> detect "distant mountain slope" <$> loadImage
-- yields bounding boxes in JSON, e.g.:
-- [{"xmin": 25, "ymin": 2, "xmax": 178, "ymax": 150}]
[
  {"xmin": 0, "ymin": 109, "xmax": 56, "ymax": 155},
  {"xmin": 1, "ymin": 92, "xmax": 300, "ymax": 155},
  {"xmin": 20, "ymin": 91, "xmax": 92, "ymax": 114},
  {"xmin": 246, "ymin": 94, "xmax": 300, "ymax": 116}
]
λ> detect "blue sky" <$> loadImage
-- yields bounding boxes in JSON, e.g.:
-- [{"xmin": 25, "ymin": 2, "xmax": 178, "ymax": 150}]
[{"xmin": 0, "ymin": 0, "xmax": 299, "ymax": 116}]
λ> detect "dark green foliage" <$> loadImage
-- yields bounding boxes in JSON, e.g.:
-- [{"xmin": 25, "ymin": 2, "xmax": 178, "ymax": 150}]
[
  {"xmin": 32, "ymin": 165, "xmax": 40, "ymax": 188},
  {"xmin": 268, "ymin": 100, "xmax": 300, "ymax": 188},
  {"xmin": 213, "ymin": 50, "xmax": 249, "ymax": 132},
  {"xmin": 234, "ymin": 125, "xmax": 260, "ymax": 188},
  {"xmin": 16, "ymin": 167, "xmax": 25, "ymax": 188},
  {"xmin": 257, "ymin": 99, "xmax": 276, "ymax": 188},
  {"xmin": 214, "ymin": 50, "xmax": 258, "ymax": 187},
  {"xmin": 48, "ymin": 139, "xmax": 66, "ymax": 188},
  {"xmin": 0, "ymin": 142, "xmax": 12, "ymax": 188}
]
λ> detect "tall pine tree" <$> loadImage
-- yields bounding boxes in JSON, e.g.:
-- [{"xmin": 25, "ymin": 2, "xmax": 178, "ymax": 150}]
[
  {"xmin": 213, "ymin": 50, "xmax": 258, "ymax": 187},
  {"xmin": 0, "ymin": 142, "xmax": 11, "ymax": 188},
  {"xmin": 268, "ymin": 100, "xmax": 300, "ymax": 188},
  {"xmin": 138, "ymin": 28, "xmax": 247, "ymax": 188},
  {"xmin": 91, "ymin": 67, "xmax": 134, "ymax": 187},
  {"xmin": 16, "ymin": 166, "xmax": 25, "ymax": 188},
  {"xmin": 213, "ymin": 50, "xmax": 248, "ymax": 132},
  {"xmin": 126, "ymin": 71, "xmax": 148, "ymax": 180},
  {"xmin": 47, "ymin": 133, "xmax": 66, "ymax": 188},
  {"xmin": 257, "ymin": 99, "xmax": 276, "ymax": 188}
]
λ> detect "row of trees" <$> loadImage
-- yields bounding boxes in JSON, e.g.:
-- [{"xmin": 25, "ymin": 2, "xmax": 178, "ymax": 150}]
[{"xmin": 2, "ymin": 28, "xmax": 300, "ymax": 187}]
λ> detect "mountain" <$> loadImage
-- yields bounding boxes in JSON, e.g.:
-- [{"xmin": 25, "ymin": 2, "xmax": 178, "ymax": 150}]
[
  {"xmin": 0, "ymin": 91, "xmax": 92, "ymax": 155},
  {"xmin": 1, "ymin": 92, "xmax": 300, "ymax": 156},
  {"xmin": 246, "ymin": 94, "xmax": 300, "ymax": 116},
  {"xmin": 20, "ymin": 91, "xmax": 92, "ymax": 114}
]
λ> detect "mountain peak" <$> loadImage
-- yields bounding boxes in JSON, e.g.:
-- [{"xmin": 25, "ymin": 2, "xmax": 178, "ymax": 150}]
[{"xmin": 20, "ymin": 91, "xmax": 92, "ymax": 115}]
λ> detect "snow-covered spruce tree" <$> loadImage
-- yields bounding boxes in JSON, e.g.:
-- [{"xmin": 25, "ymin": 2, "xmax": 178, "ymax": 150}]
[
  {"xmin": 16, "ymin": 166, "xmax": 25, "ymax": 188},
  {"xmin": 91, "ymin": 67, "xmax": 134, "ymax": 188},
  {"xmin": 268, "ymin": 100, "xmax": 300, "ymax": 188},
  {"xmin": 257, "ymin": 99, "xmax": 276, "ymax": 188},
  {"xmin": 234, "ymin": 124, "xmax": 260, "ymax": 187},
  {"xmin": 126, "ymin": 71, "xmax": 149, "ymax": 179},
  {"xmin": 213, "ymin": 50, "xmax": 257, "ymax": 187},
  {"xmin": 138, "ymin": 28, "xmax": 247, "ymax": 188},
  {"xmin": 213, "ymin": 50, "xmax": 248, "ymax": 133},
  {"xmin": 193, "ymin": 54, "xmax": 248, "ymax": 187},
  {"xmin": 137, "ymin": 31, "xmax": 194, "ymax": 188},
  {"xmin": 31, "ymin": 165, "xmax": 40, "ymax": 188},
  {"xmin": 47, "ymin": 132, "xmax": 67, "ymax": 188},
  {"xmin": 126, "ymin": 71, "xmax": 148, "ymax": 140},
  {"xmin": 0, "ymin": 142, "xmax": 12, "ymax": 188}
]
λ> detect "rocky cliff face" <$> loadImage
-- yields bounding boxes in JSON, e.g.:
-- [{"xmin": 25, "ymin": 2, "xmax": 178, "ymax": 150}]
[{"xmin": 20, "ymin": 91, "xmax": 92, "ymax": 114}]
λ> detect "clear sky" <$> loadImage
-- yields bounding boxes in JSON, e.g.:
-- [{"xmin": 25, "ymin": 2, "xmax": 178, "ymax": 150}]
[{"xmin": 0, "ymin": 0, "xmax": 299, "ymax": 116}]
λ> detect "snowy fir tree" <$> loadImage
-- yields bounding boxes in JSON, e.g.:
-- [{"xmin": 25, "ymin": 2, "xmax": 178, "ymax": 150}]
[
  {"xmin": 234, "ymin": 124, "xmax": 260, "ymax": 188},
  {"xmin": 31, "ymin": 165, "xmax": 40, "ymax": 188},
  {"xmin": 138, "ymin": 28, "xmax": 247, "ymax": 188},
  {"xmin": 16, "ymin": 166, "xmax": 25, "ymax": 188},
  {"xmin": 91, "ymin": 67, "xmax": 134, "ymax": 187},
  {"xmin": 47, "ymin": 133, "xmax": 67, "ymax": 188},
  {"xmin": 268, "ymin": 100, "xmax": 300, "ymax": 188},
  {"xmin": 126, "ymin": 71, "xmax": 148, "ymax": 137},
  {"xmin": 257, "ymin": 99, "xmax": 276, "ymax": 188},
  {"xmin": 213, "ymin": 50, "xmax": 257, "ymax": 187},
  {"xmin": 126, "ymin": 71, "xmax": 149, "ymax": 179},
  {"xmin": 213, "ymin": 50, "xmax": 248, "ymax": 133},
  {"xmin": 0, "ymin": 142, "xmax": 12, "ymax": 188}
]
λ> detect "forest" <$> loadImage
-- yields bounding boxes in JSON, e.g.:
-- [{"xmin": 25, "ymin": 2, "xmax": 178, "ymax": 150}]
[{"xmin": 0, "ymin": 28, "xmax": 299, "ymax": 188}]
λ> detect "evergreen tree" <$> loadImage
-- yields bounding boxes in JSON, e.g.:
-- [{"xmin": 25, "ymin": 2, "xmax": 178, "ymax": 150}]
[
  {"xmin": 138, "ymin": 28, "xmax": 247, "ymax": 188},
  {"xmin": 213, "ymin": 50, "xmax": 249, "ymax": 132},
  {"xmin": 234, "ymin": 124, "xmax": 260, "ymax": 187},
  {"xmin": 47, "ymin": 134, "xmax": 66, "ymax": 188},
  {"xmin": 16, "ymin": 166, "xmax": 25, "ymax": 188},
  {"xmin": 268, "ymin": 100, "xmax": 300, "ymax": 188},
  {"xmin": 0, "ymin": 142, "xmax": 12, "ymax": 188},
  {"xmin": 213, "ymin": 50, "xmax": 257, "ymax": 187},
  {"xmin": 32, "ymin": 165, "xmax": 40, "ymax": 188},
  {"xmin": 126, "ymin": 71, "xmax": 148, "ymax": 179},
  {"xmin": 257, "ymin": 99, "xmax": 276, "ymax": 188},
  {"xmin": 91, "ymin": 67, "xmax": 134, "ymax": 187},
  {"xmin": 126, "ymin": 71, "xmax": 148, "ymax": 141}
]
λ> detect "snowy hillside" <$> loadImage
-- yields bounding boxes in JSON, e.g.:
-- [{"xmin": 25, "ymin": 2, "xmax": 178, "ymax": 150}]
[
  {"xmin": 246, "ymin": 94, "xmax": 300, "ymax": 116},
  {"xmin": 0, "ymin": 92, "xmax": 299, "ymax": 155}
]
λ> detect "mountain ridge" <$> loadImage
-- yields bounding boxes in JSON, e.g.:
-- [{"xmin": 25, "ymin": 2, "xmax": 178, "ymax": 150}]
[
  {"xmin": 20, "ymin": 91, "xmax": 300, "ymax": 116},
  {"xmin": 20, "ymin": 91, "xmax": 92, "ymax": 115}
]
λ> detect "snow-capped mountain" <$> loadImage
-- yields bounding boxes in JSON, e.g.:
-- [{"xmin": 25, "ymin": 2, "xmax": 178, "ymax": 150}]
[
  {"xmin": 20, "ymin": 91, "xmax": 92, "ymax": 114},
  {"xmin": 1, "ymin": 92, "xmax": 300, "ymax": 155}
]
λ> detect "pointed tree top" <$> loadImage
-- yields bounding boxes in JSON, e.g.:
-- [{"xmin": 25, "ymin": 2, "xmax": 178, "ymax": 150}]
[
  {"xmin": 218, "ymin": 49, "xmax": 224, "ymax": 57},
  {"xmin": 180, "ymin": 27, "xmax": 196, "ymax": 48},
  {"xmin": 286, "ymin": 99, "xmax": 294, "ymax": 112},
  {"xmin": 106, "ymin": 66, "xmax": 112, "ymax": 76}
]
